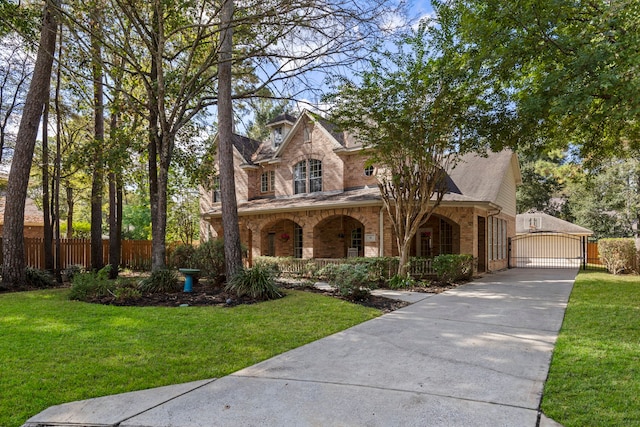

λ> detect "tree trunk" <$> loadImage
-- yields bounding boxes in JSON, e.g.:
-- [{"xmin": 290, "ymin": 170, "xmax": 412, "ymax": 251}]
[
  {"xmin": 147, "ymin": 7, "xmax": 167, "ymax": 271},
  {"xmin": 108, "ymin": 123, "xmax": 121, "ymax": 279},
  {"xmin": 218, "ymin": 0, "xmax": 242, "ymax": 279},
  {"xmin": 90, "ymin": 15, "xmax": 104, "ymax": 271},
  {"xmin": 66, "ymin": 185, "xmax": 73, "ymax": 238},
  {"xmin": 53, "ymin": 24, "xmax": 63, "ymax": 282},
  {"xmin": 397, "ymin": 237, "xmax": 412, "ymax": 277},
  {"xmin": 2, "ymin": 0, "xmax": 58, "ymax": 288},
  {"xmin": 42, "ymin": 90, "xmax": 53, "ymax": 272}
]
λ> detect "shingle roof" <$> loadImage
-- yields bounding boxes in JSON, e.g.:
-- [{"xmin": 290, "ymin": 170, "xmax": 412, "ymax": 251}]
[
  {"xmin": 313, "ymin": 115, "xmax": 345, "ymax": 146},
  {"xmin": 204, "ymin": 187, "xmax": 382, "ymax": 217},
  {"xmin": 266, "ymin": 113, "xmax": 297, "ymax": 126},
  {"xmin": 231, "ymin": 134, "xmax": 262, "ymax": 165},
  {"xmin": 516, "ymin": 212, "xmax": 593, "ymax": 235},
  {"xmin": 205, "ymin": 148, "xmax": 520, "ymax": 217},
  {"xmin": 446, "ymin": 150, "xmax": 516, "ymax": 203}
]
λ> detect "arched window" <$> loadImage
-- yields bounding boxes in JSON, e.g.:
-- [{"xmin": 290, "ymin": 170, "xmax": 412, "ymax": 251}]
[
  {"xmin": 309, "ymin": 159, "xmax": 322, "ymax": 192},
  {"xmin": 294, "ymin": 161, "xmax": 306, "ymax": 194},
  {"xmin": 293, "ymin": 159, "xmax": 322, "ymax": 194}
]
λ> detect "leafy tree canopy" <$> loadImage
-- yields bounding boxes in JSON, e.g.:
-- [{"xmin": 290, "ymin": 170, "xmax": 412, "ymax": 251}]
[{"xmin": 435, "ymin": 0, "xmax": 640, "ymax": 164}]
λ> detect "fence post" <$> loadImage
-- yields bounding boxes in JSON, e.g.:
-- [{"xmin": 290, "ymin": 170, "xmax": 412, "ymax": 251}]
[
  {"xmin": 507, "ymin": 237, "xmax": 512, "ymax": 269},
  {"xmin": 582, "ymin": 236, "xmax": 586, "ymax": 270}
]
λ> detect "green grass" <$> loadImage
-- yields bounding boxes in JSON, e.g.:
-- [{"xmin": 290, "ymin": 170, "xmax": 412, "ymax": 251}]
[
  {"xmin": 542, "ymin": 271, "xmax": 640, "ymax": 426},
  {"xmin": 0, "ymin": 288, "xmax": 380, "ymax": 427}
]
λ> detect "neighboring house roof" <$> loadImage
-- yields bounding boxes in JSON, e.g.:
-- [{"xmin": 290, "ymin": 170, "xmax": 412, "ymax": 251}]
[
  {"xmin": 0, "ymin": 196, "xmax": 45, "ymax": 226},
  {"xmin": 516, "ymin": 212, "xmax": 593, "ymax": 235}
]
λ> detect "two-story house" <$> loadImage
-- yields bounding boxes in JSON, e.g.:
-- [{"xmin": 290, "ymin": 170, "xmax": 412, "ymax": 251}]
[{"xmin": 200, "ymin": 110, "xmax": 521, "ymax": 273}]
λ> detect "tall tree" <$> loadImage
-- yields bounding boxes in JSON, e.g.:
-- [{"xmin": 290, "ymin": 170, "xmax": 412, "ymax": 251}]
[
  {"xmin": 218, "ymin": 0, "xmax": 242, "ymax": 277},
  {"xmin": 2, "ymin": 0, "xmax": 59, "ymax": 287},
  {"xmin": 89, "ymin": 6, "xmax": 105, "ymax": 270},
  {"xmin": 330, "ymin": 26, "xmax": 501, "ymax": 276}
]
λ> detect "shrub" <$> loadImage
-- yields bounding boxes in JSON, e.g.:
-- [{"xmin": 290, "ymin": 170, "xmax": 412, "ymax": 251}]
[
  {"xmin": 345, "ymin": 257, "xmax": 398, "ymax": 284},
  {"xmin": 317, "ymin": 263, "xmax": 375, "ymax": 300},
  {"xmin": 114, "ymin": 284, "xmax": 142, "ymax": 301},
  {"xmin": 68, "ymin": 271, "xmax": 115, "ymax": 301},
  {"xmin": 62, "ymin": 264, "xmax": 84, "ymax": 282},
  {"xmin": 387, "ymin": 274, "xmax": 415, "ymax": 289},
  {"xmin": 432, "ymin": 254, "xmax": 475, "ymax": 284},
  {"xmin": 168, "ymin": 244, "xmax": 198, "ymax": 269},
  {"xmin": 191, "ymin": 239, "xmax": 226, "ymax": 280},
  {"xmin": 225, "ymin": 264, "xmax": 282, "ymax": 300},
  {"xmin": 598, "ymin": 238, "xmax": 637, "ymax": 274},
  {"xmin": 25, "ymin": 267, "xmax": 55, "ymax": 288},
  {"xmin": 138, "ymin": 269, "xmax": 181, "ymax": 293}
]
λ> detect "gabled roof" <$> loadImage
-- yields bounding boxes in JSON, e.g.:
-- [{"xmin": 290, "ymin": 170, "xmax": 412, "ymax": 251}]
[
  {"xmin": 212, "ymin": 133, "xmax": 262, "ymax": 166},
  {"xmin": 446, "ymin": 149, "xmax": 521, "ymax": 204},
  {"xmin": 254, "ymin": 110, "xmax": 347, "ymax": 164},
  {"xmin": 309, "ymin": 112, "xmax": 345, "ymax": 146},
  {"xmin": 231, "ymin": 134, "xmax": 262, "ymax": 165},
  {"xmin": 516, "ymin": 212, "xmax": 593, "ymax": 235}
]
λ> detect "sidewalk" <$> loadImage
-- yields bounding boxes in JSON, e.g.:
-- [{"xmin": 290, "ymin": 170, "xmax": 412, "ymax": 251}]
[{"xmin": 24, "ymin": 268, "xmax": 576, "ymax": 427}]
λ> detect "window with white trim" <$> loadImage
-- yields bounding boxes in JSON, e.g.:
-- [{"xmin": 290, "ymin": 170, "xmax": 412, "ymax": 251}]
[
  {"xmin": 273, "ymin": 126, "xmax": 283, "ymax": 147},
  {"xmin": 309, "ymin": 159, "xmax": 322, "ymax": 192},
  {"xmin": 293, "ymin": 161, "xmax": 306, "ymax": 194},
  {"xmin": 212, "ymin": 176, "xmax": 221, "ymax": 203},
  {"xmin": 294, "ymin": 224, "xmax": 303, "ymax": 258},
  {"xmin": 351, "ymin": 227, "xmax": 362, "ymax": 256},
  {"xmin": 293, "ymin": 159, "xmax": 322, "ymax": 194},
  {"xmin": 261, "ymin": 171, "xmax": 275, "ymax": 193}
]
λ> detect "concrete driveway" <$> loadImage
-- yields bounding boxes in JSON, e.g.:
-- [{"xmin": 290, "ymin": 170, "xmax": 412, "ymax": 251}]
[{"xmin": 23, "ymin": 268, "xmax": 576, "ymax": 427}]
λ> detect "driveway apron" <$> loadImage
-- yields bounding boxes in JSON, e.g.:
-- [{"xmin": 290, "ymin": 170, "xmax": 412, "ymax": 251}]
[{"xmin": 24, "ymin": 268, "xmax": 577, "ymax": 427}]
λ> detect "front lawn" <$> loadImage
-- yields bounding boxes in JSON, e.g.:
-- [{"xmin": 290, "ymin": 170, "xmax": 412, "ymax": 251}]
[
  {"xmin": 0, "ymin": 288, "xmax": 380, "ymax": 427},
  {"xmin": 542, "ymin": 271, "xmax": 640, "ymax": 426}
]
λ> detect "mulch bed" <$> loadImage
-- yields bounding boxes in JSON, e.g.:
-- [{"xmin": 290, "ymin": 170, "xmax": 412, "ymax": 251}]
[{"xmin": 2, "ymin": 277, "xmax": 464, "ymax": 314}]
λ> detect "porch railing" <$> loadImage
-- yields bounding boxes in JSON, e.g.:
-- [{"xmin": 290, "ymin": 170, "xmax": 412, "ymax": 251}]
[{"xmin": 255, "ymin": 256, "xmax": 435, "ymax": 280}]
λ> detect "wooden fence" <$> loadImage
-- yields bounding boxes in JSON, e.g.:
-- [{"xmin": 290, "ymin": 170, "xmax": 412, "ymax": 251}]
[
  {"xmin": 0, "ymin": 238, "xmax": 153, "ymax": 271},
  {"xmin": 586, "ymin": 241, "xmax": 602, "ymax": 265}
]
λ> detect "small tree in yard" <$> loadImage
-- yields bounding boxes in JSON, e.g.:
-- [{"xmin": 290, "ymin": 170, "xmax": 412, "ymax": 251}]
[{"xmin": 330, "ymin": 26, "xmax": 500, "ymax": 277}]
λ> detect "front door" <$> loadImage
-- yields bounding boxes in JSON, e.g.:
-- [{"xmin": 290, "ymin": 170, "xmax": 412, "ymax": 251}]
[{"xmin": 416, "ymin": 228, "xmax": 432, "ymax": 257}]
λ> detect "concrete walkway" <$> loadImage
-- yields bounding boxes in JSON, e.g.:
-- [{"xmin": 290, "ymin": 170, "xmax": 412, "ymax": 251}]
[{"xmin": 23, "ymin": 268, "xmax": 576, "ymax": 427}]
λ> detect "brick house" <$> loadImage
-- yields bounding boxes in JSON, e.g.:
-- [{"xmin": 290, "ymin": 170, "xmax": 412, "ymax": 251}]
[{"xmin": 200, "ymin": 111, "xmax": 521, "ymax": 273}]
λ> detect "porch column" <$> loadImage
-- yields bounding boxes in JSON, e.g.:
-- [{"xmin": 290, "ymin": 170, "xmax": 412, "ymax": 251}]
[{"xmin": 303, "ymin": 226, "xmax": 313, "ymax": 259}]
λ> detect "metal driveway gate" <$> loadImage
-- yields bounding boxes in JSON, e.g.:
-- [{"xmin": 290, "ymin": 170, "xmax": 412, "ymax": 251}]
[{"xmin": 509, "ymin": 233, "xmax": 587, "ymax": 269}]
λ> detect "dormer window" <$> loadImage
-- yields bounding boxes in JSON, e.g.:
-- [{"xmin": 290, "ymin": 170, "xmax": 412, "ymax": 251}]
[{"xmin": 273, "ymin": 126, "xmax": 283, "ymax": 148}]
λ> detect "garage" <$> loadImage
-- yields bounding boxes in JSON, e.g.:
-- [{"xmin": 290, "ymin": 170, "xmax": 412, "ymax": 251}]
[{"xmin": 509, "ymin": 212, "xmax": 593, "ymax": 269}]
